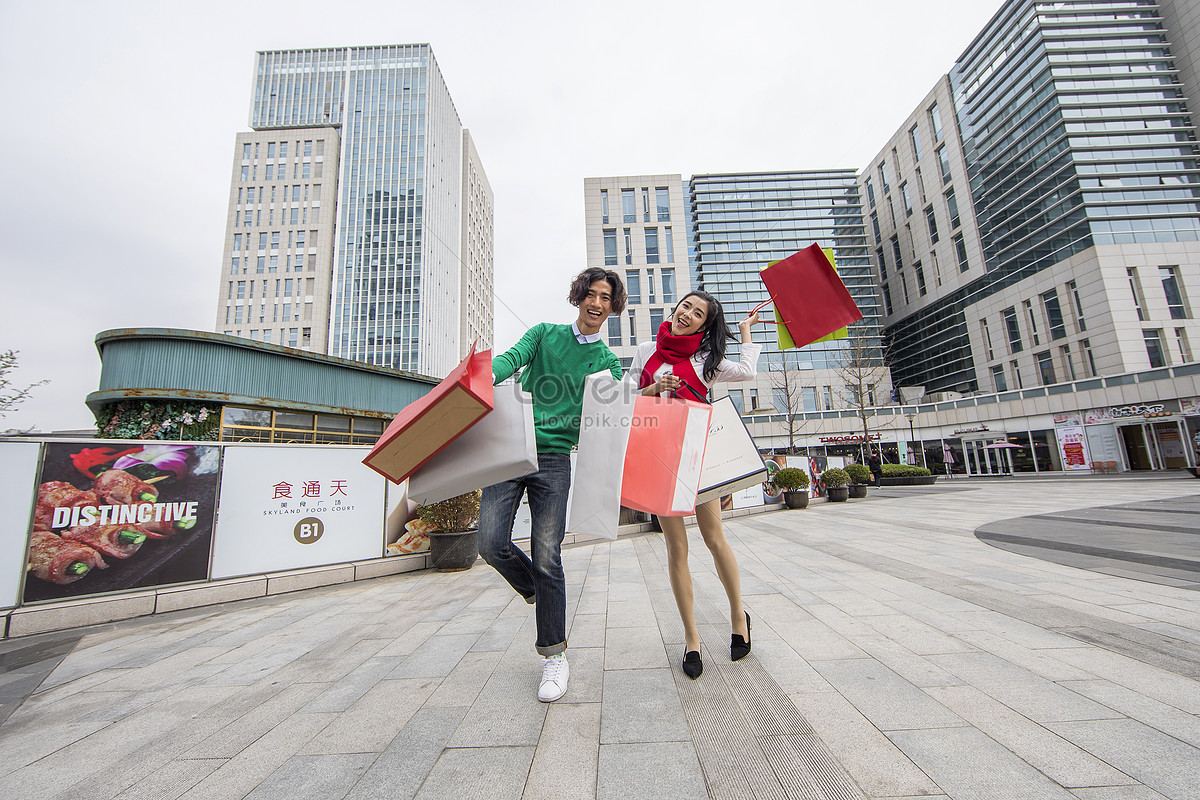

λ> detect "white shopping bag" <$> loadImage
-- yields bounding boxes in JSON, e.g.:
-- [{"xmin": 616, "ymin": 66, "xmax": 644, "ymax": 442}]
[
  {"xmin": 408, "ymin": 382, "xmax": 538, "ymax": 505},
  {"xmin": 696, "ymin": 396, "xmax": 768, "ymax": 504},
  {"xmin": 566, "ymin": 373, "xmax": 639, "ymax": 540}
]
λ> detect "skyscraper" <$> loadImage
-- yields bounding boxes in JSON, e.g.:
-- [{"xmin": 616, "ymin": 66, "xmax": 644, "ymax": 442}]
[
  {"xmin": 870, "ymin": 0, "xmax": 1200, "ymax": 394},
  {"xmin": 214, "ymin": 44, "xmax": 493, "ymax": 378}
]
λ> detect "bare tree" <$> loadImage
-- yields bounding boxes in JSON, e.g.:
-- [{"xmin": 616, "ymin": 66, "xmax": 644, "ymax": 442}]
[
  {"xmin": 831, "ymin": 323, "xmax": 890, "ymax": 462},
  {"xmin": 766, "ymin": 352, "xmax": 808, "ymax": 453},
  {"xmin": 0, "ymin": 350, "xmax": 47, "ymax": 418}
]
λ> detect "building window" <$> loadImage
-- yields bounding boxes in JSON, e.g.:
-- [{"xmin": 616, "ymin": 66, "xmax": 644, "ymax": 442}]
[
  {"xmin": 1081, "ymin": 338, "xmax": 1097, "ymax": 377},
  {"xmin": 728, "ymin": 389, "xmax": 744, "ymax": 413},
  {"xmin": 900, "ymin": 273, "xmax": 910, "ymax": 305},
  {"xmin": 645, "ymin": 228, "xmax": 660, "ymax": 264},
  {"xmin": 929, "ymin": 103, "xmax": 943, "ymax": 141},
  {"xmin": 890, "ymin": 235, "xmax": 903, "ymax": 271},
  {"xmin": 656, "ymin": 187, "xmax": 670, "ymax": 221},
  {"xmin": 991, "ymin": 364, "xmax": 1007, "ymax": 391},
  {"xmin": 925, "ymin": 206, "xmax": 939, "ymax": 244},
  {"xmin": 945, "ymin": 189, "xmax": 960, "ymax": 228},
  {"xmin": 1067, "ymin": 281, "xmax": 1086, "ymax": 332},
  {"xmin": 915, "ymin": 262, "xmax": 927, "ymax": 296},
  {"xmin": 1024, "ymin": 299, "xmax": 1040, "ymax": 346},
  {"xmin": 871, "ymin": 212, "xmax": 881, "ymax": 242},
  {"xmin": 981, "ymin": 319, "xmax": 994, "ymax": 360},
  {"xmin": 600, "ymin": 189, "xmax": 609, "ymax": 224},
  {"xmin": 625, "ymin": 269, "xmax": 641, "ymax": 304},
  {"xmin": 1003, "ymin": 307, "xmax": 1022, "ymax": 353},
  {"xmin": 603, "ymin": 229, "xmax": 617, "ymax": 265},
  {"xmin": 1176, "ymin": 328, "xmax": 1193, "ymax": 362},
  {"xmin": 607, "ymin": 316, "xmax": 621, "ymax": 347},
  {"xmin": 1010, "ymin": 360, "xmax": 1022, "ymax": 390},
  {"xmin": 621, "ymin": 189, "xmax": 635, "ymax": 223},
  {"xmin": 865, "ymin": 177, "xmax": 876, "ymax": 208},
  {"xmin": 647, "ymin": 269, "xmax": 656, "ymax": 303},
  {"xmin": 882, "ymin": 283, "xmax": 894, "ymax": 316},
  {"xmin": 954, "ymin": 233, "xmax": 969, "ymax": 272},
  {"xmin": 642, "ymin": 188, "xmax": 651, "ymax": 222},
  {"xmin": 823, "ymin": 386, "xmax": 834, "ymax": 410},
  {"xmin": 1060, "ymin": 344, "xmax": 1076, "ymax": 381},
  {"xmin": 240, "ymin": 165, "xmax": 249, "ymax": 182},
  {"xmin": 930, "ymin": 250, "xmax": 942, "ymax": 286},
  {"xmin": 649, "ymin": 308, "xmax": 664, "ymax": 332},
  {"xmin": 1144, "ymin": 329, "xmax": 1166, "ymax": 368},
  {"xmin": 1042, "ymin": 290, "xmax": 1066, "ymax": 340},
  {"xmin": 661, "ymin": 269, "xmax": 676, "ymax": 303},
  {"xmin": 879, "ymin": 162, "xmax": 891, "ymax": 194},
  {"xmin": 937, "ymin": 145, "xmax": 951, "ymax": 184},
  {"xmin": 664, "ymin": 227, "xmax": 674, "ymax": 263},
  {"xmin": 624, "ymin": 228, "xmax": 632, "ymax": 265},
  {"xmin": 910, "ymin": 125, "xmax": 923, "ymax": 161},
  {"xmin": 800, "ymin": 387, "xmax": 816, "ymax": 412},
  {"xmin": 628, "ymin": 310, "xmax": 637, "ymax": 346},
  {"xmin": 242, "ymin": 142, "xmax": 251, "ymax": 160},
  {"xmin": 1127, "ymin": 268, "xmax": 1146, "ymax": 321},
  {"xmin": 915, "ymin": 167, "xmax": 926, "ymax": 203},
  {"xmin": 1161, "ymin": 266, "xmax": 1188, "ymax": 319},
  {"xmin": 1037, "ymin": 351, "xmax": 1056, "ymax": 385}
]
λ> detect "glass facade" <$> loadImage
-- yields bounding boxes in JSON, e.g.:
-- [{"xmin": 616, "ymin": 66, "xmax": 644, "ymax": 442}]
[
  {"xmin": 688, "ymin": 171, "xmax": 880, "ymax": 370},
  {"xmin": 886, "ymin": 0, "xmax": 1200, "ymax": 393},
  {"xmin": 252, "ymin": 45, "xmax": 470, "ymax": 376}
]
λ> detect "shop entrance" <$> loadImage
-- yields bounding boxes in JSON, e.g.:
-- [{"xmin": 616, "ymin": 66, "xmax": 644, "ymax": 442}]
[{"xmin": 1119, "ymin": 425, "xmax": 1154, "ymax": 470}]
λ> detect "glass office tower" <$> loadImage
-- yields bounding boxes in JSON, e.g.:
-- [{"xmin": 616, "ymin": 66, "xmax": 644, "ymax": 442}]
[
  {"xmin": 689, "ymin": 171, "xmax": 885, "ymax": 411},
  {"xmin": 217, "ymin": 45, "xmax": 491, "ymax": 378}
]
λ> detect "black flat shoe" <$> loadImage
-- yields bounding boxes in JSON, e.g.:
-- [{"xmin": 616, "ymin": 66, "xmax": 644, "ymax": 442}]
[
  {"xmin": 731, "ymin": 611, "xmax": 751, "ymax": 661},
  {"xmin": 682, "ymin": 648, "xmax": 703, "ymax": 679}
]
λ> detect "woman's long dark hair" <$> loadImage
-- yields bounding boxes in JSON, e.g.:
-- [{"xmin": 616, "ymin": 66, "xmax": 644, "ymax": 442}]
[{"xmin": 673, "ymin": 290, "xmax": 735, "ymax": 382}]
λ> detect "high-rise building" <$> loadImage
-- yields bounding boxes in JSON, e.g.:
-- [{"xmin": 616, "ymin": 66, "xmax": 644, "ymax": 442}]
[
  {"xmin": 214, "ymin": 44, "xmax": 492, "ymax": 378},
  {"xmin": 584, "ymin": 172, "xmax": 884, "ymax": 436},
  {"xmin": 871, "ymin": 0, "xmax": 1200, "ymax": 395}
]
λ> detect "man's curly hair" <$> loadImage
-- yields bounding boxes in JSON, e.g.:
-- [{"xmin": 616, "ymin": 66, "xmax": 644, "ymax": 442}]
[{"xmin": 568, "ymin": 268, "xmax": 627, "ymax": 314}]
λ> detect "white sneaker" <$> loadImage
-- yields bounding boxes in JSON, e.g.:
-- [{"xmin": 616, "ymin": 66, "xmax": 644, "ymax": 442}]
[{"xmin": 538, "ymin": 653, "xmax": 569, "ymax": 702}]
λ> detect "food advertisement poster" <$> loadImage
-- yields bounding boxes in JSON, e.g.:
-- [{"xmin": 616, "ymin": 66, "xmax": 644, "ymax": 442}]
[
  {"xmin": 211, "ymin": 446, "xmax": 386, "ymax": 579},
  {"xmin": 1055, "ymin": 425, "xmax": 1091, "ymax": 471},
  {"xmin": 23, "ymin": 443, "xmax": 221, "ymax": 603},
  {"xmin": 1, "ymin": 441, "xmax": 42, "ymax": 608}
]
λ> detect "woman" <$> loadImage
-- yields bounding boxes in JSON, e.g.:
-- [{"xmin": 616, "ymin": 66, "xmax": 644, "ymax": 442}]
[{"xmin": 629, "ymin": 291, "xmax": 761, "ymax": 678}]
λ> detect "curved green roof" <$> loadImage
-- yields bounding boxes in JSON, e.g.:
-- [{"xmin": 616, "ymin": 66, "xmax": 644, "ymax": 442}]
[{"xmin": 87, "ymin": 329, "xmax": 438, "ymax": 419}]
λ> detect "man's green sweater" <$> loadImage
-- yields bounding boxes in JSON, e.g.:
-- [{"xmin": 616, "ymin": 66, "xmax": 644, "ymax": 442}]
[{"xmin": 492, "ymin": 323, "xmax": 622, "ymax": 454}]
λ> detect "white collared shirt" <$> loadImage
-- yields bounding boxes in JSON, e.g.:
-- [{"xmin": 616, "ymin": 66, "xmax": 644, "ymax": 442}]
[{"xmin": 572, "ymin": 320, "xmax": 603, "ymax": 345}]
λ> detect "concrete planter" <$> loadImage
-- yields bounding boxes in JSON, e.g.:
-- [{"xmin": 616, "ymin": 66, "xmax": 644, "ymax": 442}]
[
  {"xmin": 826, "ymin": 486, "xmax": 850, "ymax": 502},
  {"xmin": 428, "ymin": 529, "xmax": 478, "ymax": 572},
  {"xmin": 783, "ymin": 491, "xmax": 809, "ymax": 509},
  {"xmin": 848, "ymin": 483, "xmax": 868, "ymax": 498}
]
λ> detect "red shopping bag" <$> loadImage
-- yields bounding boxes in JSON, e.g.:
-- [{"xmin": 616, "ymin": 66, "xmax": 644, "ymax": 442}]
[
  {"xmin": 362, "ymin": 344, "xmax": 494, "ymax": 484},
  {"xmin": 760, "ymin": 243, "xmax": 863, "ymax": 349},
  {"xmin": 620, "ymin": 395, "xmax": 712, "ymax": 517}
]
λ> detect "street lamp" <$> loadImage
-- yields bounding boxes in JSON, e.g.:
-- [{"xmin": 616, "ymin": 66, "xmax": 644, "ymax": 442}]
[{"xmin": 905, "ymin": 413, "xmax": 923, "ymax": 467}]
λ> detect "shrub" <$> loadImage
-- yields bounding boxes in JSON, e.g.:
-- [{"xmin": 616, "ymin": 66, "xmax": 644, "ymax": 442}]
[
  {"xmin": 772, "ymin": 468, "xmax": 809, "ymax": 491},
  {"xmin": 881, "ymin": 464, "xmax": 932, "ymax": 478},
  {"xmin": 844, "ymin": 463, "xmax": 872, "ymax": 484},
  {"xmin": 820, "ymin": 467, "xmax": 849, "ymax": 488},
  {"xmin": 416, "ymin": 490, "xmax": 482, "ymax": 533}
]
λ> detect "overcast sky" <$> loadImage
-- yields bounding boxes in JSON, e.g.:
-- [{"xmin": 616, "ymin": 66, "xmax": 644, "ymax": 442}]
[{"xmin": 0, "ymin": 0, "xmax": 1005, "ymax": 433}]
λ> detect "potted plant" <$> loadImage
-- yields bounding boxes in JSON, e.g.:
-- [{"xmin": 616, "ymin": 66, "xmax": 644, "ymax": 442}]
[
  {"xmin": 772, "ymin": 468, "xmax": 810, "ymax": 509},
  {"xmin": 845, "ymin": 463, "xmax": 871, "ymax": 498},
  {"xmin": 821, "ymin": 467, "xmax": 850, "ymax": 502},
  {"xmin": 416, "ymin": 490, "xmax": 481, "ymax": 572}
]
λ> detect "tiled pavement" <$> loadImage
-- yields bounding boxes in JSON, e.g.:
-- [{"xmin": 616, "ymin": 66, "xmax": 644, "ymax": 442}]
[{"xmin": 2, "ymin": 474, "xmax": 1199, "ymax": 799}]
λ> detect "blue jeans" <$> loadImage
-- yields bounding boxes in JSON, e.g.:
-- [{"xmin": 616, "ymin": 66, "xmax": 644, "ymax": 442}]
[{"xmin": 478, "ymin": 453, "xmax": 570, "ymax": 656}]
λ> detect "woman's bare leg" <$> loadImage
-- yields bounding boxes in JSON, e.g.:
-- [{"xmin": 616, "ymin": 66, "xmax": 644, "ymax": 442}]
[
  {"xmin": 658, "ymin": 515, "xmax": 701, "ymax": 652},
  {"xmin": 695, "ymin": 498, "xmax": 747, "ymax": 637}
]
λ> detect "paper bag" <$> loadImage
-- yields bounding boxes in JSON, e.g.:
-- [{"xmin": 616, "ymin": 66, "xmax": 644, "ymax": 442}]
[
  {"xmin": 760, "ymin": 243, "xmax": 862, "ymax": 349},
  {"xmin": 567, "ymin": 374, "xmax": 639, "ymax": 540},
  {"xmin": 696, "ymin": 396, "xmax": 768, "ymax": 504},
  {"xmin": 620, "ymin": 395, "xmax": 712, "ymax": 517},
  {"xmin": 408, "ymin": 382, "xmax": 538, "ymax": 505},
  {"xmin": 362, "ymin": 344, "xmax": 494, "ymax": 484}
]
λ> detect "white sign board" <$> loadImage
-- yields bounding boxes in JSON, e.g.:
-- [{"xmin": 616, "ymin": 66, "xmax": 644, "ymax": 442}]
[
  {"xmin": 211, "ymin": 446, "xmax": 387, "ymax": 579},
  {"xmin": 0, "ymin": 442, "xmax": 41, "ymax": 608}
]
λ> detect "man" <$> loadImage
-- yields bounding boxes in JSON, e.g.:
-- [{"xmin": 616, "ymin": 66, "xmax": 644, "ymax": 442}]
[{"xmin": 479, "ymin": 267, "xmax": 626, "ymax": 702}]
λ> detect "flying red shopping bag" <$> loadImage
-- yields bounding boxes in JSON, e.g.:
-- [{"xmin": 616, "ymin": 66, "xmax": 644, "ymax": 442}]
[
  {"xmin": 620, "ymin": 395, "xmax": 712, "ymax": 517},
  {"xmin": 362, "ymin": 343, "xmax": 494, "ymax": 484},
  {"xmin": 760, "ymin": 243, "xmax": 863, "ymax": 349}
]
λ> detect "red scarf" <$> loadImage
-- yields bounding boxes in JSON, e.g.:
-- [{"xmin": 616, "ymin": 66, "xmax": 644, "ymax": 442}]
[{"xmin": 640, "ymin": 321, "xmax": 709, "ymax": 404}]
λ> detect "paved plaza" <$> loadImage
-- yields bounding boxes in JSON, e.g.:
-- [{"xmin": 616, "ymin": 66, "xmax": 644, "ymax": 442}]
[{"xmin": 1, "ymin": 474, "xmax": 1199, "ymax": 799}]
